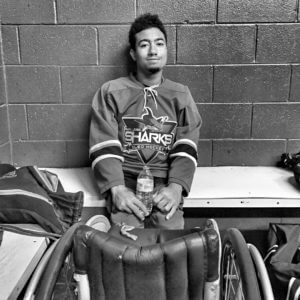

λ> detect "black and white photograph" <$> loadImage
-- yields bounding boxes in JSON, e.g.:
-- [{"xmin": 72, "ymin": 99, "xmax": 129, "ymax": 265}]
[{"xmin": 0, "ymin": 0, "xmax": 300, "ymax": 299}]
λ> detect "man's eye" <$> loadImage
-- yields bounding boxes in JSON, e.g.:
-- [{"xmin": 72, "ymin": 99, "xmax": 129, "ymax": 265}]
[{"xmin": 139, "ymin": 43, "xmax": 148, "ymax": 48}]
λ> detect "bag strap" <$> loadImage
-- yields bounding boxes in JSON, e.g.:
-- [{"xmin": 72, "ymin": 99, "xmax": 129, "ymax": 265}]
[{"xmin": 264, "ymin": 244, "xmax": 279, "ymax": 262}]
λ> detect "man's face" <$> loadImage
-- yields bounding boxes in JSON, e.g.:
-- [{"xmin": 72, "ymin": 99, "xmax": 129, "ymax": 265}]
[{"xmin": 130, "ymin": 27, "xmax": 167, "ymax": 75}]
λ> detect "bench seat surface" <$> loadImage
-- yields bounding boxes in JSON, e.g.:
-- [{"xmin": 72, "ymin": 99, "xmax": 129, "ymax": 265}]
[{"xmin": 47, "ymin": 167, "xmax": 300, "ymax": 208}]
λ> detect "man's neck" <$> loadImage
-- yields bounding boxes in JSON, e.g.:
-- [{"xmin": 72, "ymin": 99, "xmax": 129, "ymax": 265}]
[{"xmin": 136, "ymin": 70, "xmax": 163, "ymax": 87}]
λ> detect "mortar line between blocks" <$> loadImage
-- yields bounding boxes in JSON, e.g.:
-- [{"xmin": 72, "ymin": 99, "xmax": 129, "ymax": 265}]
[
  {"xmin": 58, "ymin": 67, "xmax": 63, "ymax": 104},
  {"xmin": 254, "ymin": 25, "xmax": 258, "ymax": 63},
  {"xmin": 53, "ymin": 0, "xmax": 58, "ymax": 24},
  {"xmin": 0, "ymin": 22, "xmax": 14, "ymax": 163},
  {"xmin": 287, "ymin": 65, "xmax": 293, "ymax": 102}
]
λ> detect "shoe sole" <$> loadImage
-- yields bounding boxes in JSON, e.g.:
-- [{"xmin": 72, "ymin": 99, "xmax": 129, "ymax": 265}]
[{"xmin": 85, "ymin": 215, "xmax": 111, "ymax": 232}]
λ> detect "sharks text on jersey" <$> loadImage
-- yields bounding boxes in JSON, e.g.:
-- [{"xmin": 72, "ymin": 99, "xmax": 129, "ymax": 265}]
[{"xmin": 122, "ymin": 107, "xmax": 177, "ymax": 157}]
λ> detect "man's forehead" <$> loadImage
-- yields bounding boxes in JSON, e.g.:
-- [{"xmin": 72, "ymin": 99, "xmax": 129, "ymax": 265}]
[{"xmin": 135, "ymin": 27, "xmax": 166, "ymax": 42}]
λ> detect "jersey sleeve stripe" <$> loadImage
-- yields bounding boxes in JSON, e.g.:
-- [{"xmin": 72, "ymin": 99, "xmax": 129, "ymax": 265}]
[
  {"xmin": 89, "ymin": 140, "xmax": 122, "ymax": 155},
  {"xmin": 172, "ymin": 139, "xmax": 197, "ymax": 151},
  {"xmin": 90, "ymin": 146, "xmax": 123, "ymax": 161},
  {"xmin": 170, "ymin": 143, "xmax": 198, "ymax": 160},
  {"xmin": 91, "ymin": 154, "xmax": 124, "ymax": 170},
  {"xmin": 169, "ymin": 152, "xmax": 198, "ymax": 168}
]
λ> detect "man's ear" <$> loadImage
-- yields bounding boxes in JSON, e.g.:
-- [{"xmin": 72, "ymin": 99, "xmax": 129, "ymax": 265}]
[{"xmin": 130, "ymin": 49, "xmax": 136, "ymax": 61}]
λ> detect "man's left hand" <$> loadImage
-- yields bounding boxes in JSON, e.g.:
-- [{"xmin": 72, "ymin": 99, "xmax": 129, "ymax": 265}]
[{"xmin": 153, "ymin": 183, "xmax": 182, "ymax": 220}]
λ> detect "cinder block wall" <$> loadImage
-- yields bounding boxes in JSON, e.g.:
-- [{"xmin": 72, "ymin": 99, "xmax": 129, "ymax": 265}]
[{"xmin": 0, "ymin": 0, "xmax": 299, "ymax": 167}]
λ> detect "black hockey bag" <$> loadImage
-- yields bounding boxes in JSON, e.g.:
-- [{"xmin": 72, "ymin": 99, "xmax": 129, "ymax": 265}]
[
  {"xmin": 266, "ymin": 223, "xmax": 300, "ymax": 299},
  {"xmin": 0, "ymin": 164, "xmax": 83, "ymax": 234},
  {"xmin": 277, "ymin": 151, "xmax": 300, "ymax": 185}
]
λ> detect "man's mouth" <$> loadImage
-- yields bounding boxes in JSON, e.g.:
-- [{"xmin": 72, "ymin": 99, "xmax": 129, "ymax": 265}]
[{"xmin": 147, "ymin": 59, "xmax": 160, "ymax": 65}]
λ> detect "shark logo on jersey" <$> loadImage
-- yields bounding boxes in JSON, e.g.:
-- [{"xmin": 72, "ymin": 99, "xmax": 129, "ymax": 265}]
[{"xmin": 123, "ymin": 107, "xmax": 177, "ymax": 164}]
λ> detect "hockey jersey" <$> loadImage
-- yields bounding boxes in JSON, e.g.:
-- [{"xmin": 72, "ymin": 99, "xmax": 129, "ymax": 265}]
[{"xmin": 89, "ymin": 74, "xmax": 202, "ymax": 196}]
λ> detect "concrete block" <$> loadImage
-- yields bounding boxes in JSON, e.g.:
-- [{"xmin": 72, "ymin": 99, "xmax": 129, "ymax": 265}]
[
  {"xmin": 27, "ymin": 104, "xmax": 91, "ymax": 140},
  {"xmin": 256, "ymin": 24, "xmax": 300, "ymax": 63},
  {"xmin": 0, "ymin": 143, "xmax": 11, "ymax": 163},
  {"xmin": 9, "ymin": 105, "xmax": 28, "ymax": 141},
  {"xmin": 20, "ymin": 26, "xmax": 97, "ymax": 65},
  {"xmin": 98, "ymin": 25, "xmax": 130, "ymax": 66},
  {"xmin": 214, "ymin": 65, "xmax": 291, "ymax": 103},
  {"xmin": 61, "ymin": 66, "xmax": 127, "ymax": 104},
  {"xmin": 164, "ymin": 66, "xmax": 213, "ymax": 103},
  {"xmin": 198, "ymin": 103, "xmax": 252, "ymax": 138},
  {"xmin": 6, "ymin": 66, "xmax": 61, "ymax": 103},
  {"xmin": 98, "ymin": 25, "xmax": 176, "ymax": 65},
  {"xmin": 2, "ymin": 26, "xmax": 20, "ymax": 64},
  {"xmin": 252, "ymin": 103, "xmax": 300, "ymax": 138},
  {"xmin": 138, "ymin": 0, "xmax": 216, "ymax": 23},
  {"xmin": 290, "ymin": 65, "xmax": 300, "ymax": 102},
  {"xmin": 287, "ymin": 140, "xmax": 300, "ymax": 153},
  {"xmin": 177, "ymin": 25, "xmax": 256, "ymax": 64},
  {"xmin": 197, "ymin": 140, "xmax": 212, "ymax": 166},
  {"xmin": 66, "ymin": 141, "xmax": 90, "ymax": 167},
  {"xmin": 218, "ymin": 0, "xmax": 297, "ymax": 23},
  {"xmin": 213, "ymin": 140, "xmax": 286, "ymax": 166},
  {"xmin": 12, "ymin": 141, "xmax": 67, "ymax": 167},
  {"xmin": 0, "ymin": 0, "xmax": 55, "ymax": 24},
  {"xmin": 0, "ymin": 106, "xmax": 9, "ymax": 144},
  {"xmin": 57, "ymin": 0, "xmax": 135, "ymax": 24}
]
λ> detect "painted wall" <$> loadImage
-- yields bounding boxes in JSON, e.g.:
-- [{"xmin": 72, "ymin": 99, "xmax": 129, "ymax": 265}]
[{"xmin": 0, "ymin": 0, "xmax": 299, "ymax": 167}]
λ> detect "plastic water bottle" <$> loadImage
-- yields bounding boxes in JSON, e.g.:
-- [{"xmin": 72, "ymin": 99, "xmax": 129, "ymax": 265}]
[{"xmin": 136, "ymin": 166, "xmax": 154, "ymax": 213}]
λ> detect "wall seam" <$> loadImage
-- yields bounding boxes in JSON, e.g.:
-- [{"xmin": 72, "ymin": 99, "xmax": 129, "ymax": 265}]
[
  {"xmin": 135, "ymin": 0, "xmax": 138, "ymax": 17},
  {"xmin": 254, "ymin": 24, "xmax": 258, "ymax": 63},
  {"xmin": 288, "ymin": 65, "xmax": 293, "ymax": 102},
  {"xmin": 295, "ymin": 0, "xmax": 299, "ymax": 22},
  {"xmin": 14, "ymin": 26, "xmax": 21, "ymax": 64},
  {"xmin": 210, "ymin": 140, "xmax": 214, "ymax": 166},
  {"xmin": 53, "ymin": 0, "xmax": 58, "ymax": 24},
  {"xmin": 216, "ymin": 0, "xmax": 219, "ymax": 23},
  {"xmin": 175, "ymin": 25, "xmax": 178, "ymax": 64},
  {"xmin": 250, "ymin": 103, "xmax": 254, "ymax": 138},
  {"xmin": 58, "ymin": 67, "xmax": 63, "ymax": 104},
  {"xmin": 96, "ymin": 27, "xmax": 100, "ymax": 66},
  {"xmin": 211, "ymin": 66, "xmax": 215, "ymax": 103},
  {"xmin": 0, "ymin": 21, "xmax": 13, "ymax": 163},
  {"xmin": 24, "ymin": 104, "xmax": 30, "ymax": 140},
  {"xmin": 3, "ymin": 21, "xmax": 299, "ymax": 26}
]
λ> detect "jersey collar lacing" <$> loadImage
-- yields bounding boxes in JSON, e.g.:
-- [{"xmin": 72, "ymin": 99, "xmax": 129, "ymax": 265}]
[{"xmin": 143, "ymin": 85, "xmax": 159, "ymax": 110}]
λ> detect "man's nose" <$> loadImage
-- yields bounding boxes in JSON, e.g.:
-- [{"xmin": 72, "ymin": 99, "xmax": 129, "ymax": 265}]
[{"xmin": 149, "ymin": 43, "xmax": 158, "ymax": 55}]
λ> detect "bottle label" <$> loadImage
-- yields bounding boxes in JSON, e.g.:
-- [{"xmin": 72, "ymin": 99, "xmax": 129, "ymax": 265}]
[{"xmin": 137, "ymin": 178, "xmax": 154, "ymax": 193}]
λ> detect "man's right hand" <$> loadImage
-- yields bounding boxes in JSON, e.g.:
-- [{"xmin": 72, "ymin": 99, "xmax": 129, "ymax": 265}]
[{"xmin": 110, "ymin": 185, "xmax": 149, "ymax": 221}]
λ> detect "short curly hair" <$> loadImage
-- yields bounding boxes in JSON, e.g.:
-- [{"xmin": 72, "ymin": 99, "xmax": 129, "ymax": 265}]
[{"xmin": 129, "ymin": 13, "xmax": 167, "ymax": 50}]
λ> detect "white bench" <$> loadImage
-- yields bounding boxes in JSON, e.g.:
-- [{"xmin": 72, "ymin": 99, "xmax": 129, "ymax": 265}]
[
  {"xmin": 48, "ymin": 166, "xmax": 300, "ymax": 209},
  {"xmin": 47, "ymin": 166, "xmax": 300, "ymax": 251}
]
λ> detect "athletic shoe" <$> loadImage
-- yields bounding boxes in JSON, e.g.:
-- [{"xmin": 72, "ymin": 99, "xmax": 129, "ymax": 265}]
[{"xmin": 85, "ymin": 215, "xmax": 111, "ymax": 232}]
